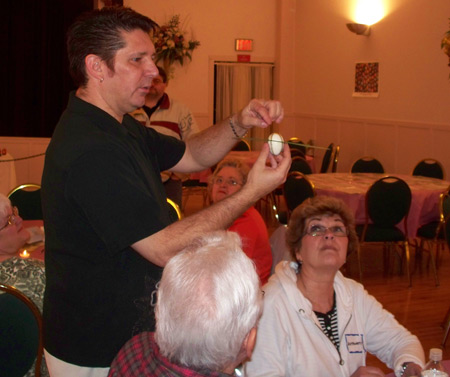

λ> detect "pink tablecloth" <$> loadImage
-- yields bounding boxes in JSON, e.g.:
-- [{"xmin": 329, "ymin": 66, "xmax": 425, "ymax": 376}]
[
  {"xmin": 385, "ymin": 359, "xmax": 450, "ymax": 376},
  {"xmin": 190, "ymin": 151, "xmax": 315, "ymax": 183},
  {"xmin": 307, "ymin": 173, "xmax": 450, "ymax": 238}
]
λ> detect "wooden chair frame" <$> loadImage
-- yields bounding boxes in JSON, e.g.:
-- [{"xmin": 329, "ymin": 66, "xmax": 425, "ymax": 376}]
[
  {"xmin": 167, "ymin": 198, "xmax": 183, "ymax": 220},
  {"xmin": 331, "ymin": 145, "xmax": 340, "ymax": 173},
  {"xmin": 413, "ymin": 187, "xmax": 450, "ymax": 286}
]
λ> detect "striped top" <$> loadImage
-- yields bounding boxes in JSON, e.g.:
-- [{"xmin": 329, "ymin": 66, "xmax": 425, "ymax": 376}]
[{"xmin": 314, "ymin": 293, "xmax": 340, "ymax": 350}]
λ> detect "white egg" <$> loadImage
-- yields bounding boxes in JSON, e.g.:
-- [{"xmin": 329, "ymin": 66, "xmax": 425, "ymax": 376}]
[{"xmin": 268, "ymin": 133, "xmax": 284, "ymax": 155}]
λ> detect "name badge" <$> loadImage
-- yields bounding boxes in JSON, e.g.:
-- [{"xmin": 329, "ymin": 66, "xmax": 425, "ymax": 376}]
[{"xmin": 345, "ymin": 334, "xmax": 366, "ymax": 353}]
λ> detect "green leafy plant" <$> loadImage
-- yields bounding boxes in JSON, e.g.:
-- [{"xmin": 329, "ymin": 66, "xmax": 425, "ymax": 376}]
[
  {"xmin": 442, "ymin": 18, "xmax": 450, "ymax": 74},
  {"xmin": 151, "ymin": 15, "xmax": 200, "ymax": 69}
]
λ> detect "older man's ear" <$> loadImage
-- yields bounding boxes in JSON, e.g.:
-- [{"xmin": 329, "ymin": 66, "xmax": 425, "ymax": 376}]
[{"xmin": 245, "ymin": 327, "xmax": 258, "ymax": 359}]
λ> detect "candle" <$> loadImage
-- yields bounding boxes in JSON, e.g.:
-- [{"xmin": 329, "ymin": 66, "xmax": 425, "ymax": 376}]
[{"xmin": 19, "ymin": 249, "xmax": 30, "ymax": 259}]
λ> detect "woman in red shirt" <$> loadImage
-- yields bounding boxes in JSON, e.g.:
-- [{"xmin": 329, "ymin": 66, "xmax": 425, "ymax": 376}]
[{"xmin": 209, "ymin": 159, "xmax": 272, "ymax": 284}]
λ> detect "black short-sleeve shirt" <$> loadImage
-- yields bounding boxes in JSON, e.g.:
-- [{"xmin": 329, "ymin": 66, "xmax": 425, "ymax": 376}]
[{"xmin": 41, "ymin": 93, "xmax": 185, "ymax": 367}]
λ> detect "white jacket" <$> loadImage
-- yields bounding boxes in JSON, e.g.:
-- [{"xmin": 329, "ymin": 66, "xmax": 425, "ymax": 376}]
[{"xmin": 244, "ymin": 261, "xmax": 424, "ymax": 377}]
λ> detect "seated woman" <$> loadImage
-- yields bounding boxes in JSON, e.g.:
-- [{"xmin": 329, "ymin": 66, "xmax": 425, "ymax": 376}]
[
  {"xmin": 0, "ymin": 193, "xmax": 45, "ymax": 312},
  {"xmin": 244, "ymin": 196, "xmax": 425, "ymax": 377},
  {"xmin": 209, "ymin": 159, "xmax": 272, "ymax": 284},
  {"xmin": 0, "ymin": 192, "xmax": 48, "ymax": 377}
]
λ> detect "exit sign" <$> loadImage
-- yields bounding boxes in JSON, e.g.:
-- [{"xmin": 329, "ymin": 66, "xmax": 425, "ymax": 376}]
[{"xmin": 235, "ymin": 39, "xmax": 253, "ymax": 51}]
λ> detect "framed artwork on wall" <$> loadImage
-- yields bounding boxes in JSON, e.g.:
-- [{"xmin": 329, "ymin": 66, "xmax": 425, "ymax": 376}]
[{"xmin": 353, "ymin": 62, "xmax": 379, "ymax": 98}]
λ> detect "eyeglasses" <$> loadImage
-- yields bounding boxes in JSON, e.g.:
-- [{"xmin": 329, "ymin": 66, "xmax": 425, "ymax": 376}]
[
  {"xmin": 304, "ymin": 224, "xmax": 348, "ymax": 237},
  {"xmin": 213, "ymin": 177, "xmax": 243, "ymax": 187},
  {"xmin": 0, "ymin": 206, "xmax": 19, "ymax": 231}
]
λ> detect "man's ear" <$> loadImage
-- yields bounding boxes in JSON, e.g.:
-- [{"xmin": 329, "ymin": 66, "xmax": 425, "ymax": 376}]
[
  {"xmin": 84, "ymin": 54, "xmax": 104, "ymax": 83},
  {"xmin": 244, "ymin": 327, "xmax": 257, "ymax": 359}
]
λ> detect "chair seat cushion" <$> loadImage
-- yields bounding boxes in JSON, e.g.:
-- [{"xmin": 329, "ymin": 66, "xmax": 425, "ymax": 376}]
[
  {"xmin": 356, "ymin": 224, "xmax": 406, "ymax": 242},
  {"xmin": 416, "ymin": 221, "xmax": 443, "ymax": 239}
]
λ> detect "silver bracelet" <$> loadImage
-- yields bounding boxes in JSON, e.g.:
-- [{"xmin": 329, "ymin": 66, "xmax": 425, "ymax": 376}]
[{"xmin": 229, "ymin": 115, "xmax": 248, "ymax": 138}]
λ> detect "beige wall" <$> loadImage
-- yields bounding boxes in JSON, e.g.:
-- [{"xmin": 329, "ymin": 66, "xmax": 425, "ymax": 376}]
[
  {"xmin": 126, "ymin": 0, "xmax": 277, "ymax": 128},
  {"xmin": 282, "ymin": 0, "xmax": 450, "ymax": 175},
  {"xmin": 292, "ymin": 0, "xmax": 450, "ymax": 124},
  {"xmin": 126, "ymin": 0, "xmax": 450, "ymax": 175},
  {"xmin": 3, "ymin": 0, "xmax": 449, "ymax": 182}
]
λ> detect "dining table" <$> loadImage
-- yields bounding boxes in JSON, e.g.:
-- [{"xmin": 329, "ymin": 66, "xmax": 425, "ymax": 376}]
[
  {"xmin": 306, "ymin": 173, "xmax": 450, "ymax": 238},
  {"xmin": 270, "ymin": 173, "xmax": 450, "ymax": 271},
  {"xmin": 19, "ymin": 220, "xmax": 45, "ymax": 261},
  {"xmin": 0, "ymin": 151, "xmax": 17, "ymax": 196}
]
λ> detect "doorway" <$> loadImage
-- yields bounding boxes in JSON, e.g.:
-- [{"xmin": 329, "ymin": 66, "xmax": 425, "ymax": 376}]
[{"xmin": 213, "ymin": 62, "xmax": 274, "ymax": 150}]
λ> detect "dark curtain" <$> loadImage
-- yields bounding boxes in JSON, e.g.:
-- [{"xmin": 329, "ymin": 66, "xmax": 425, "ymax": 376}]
[{"xmin": 1, "ymin": 0, "xmax": 93, "ymax": 137}]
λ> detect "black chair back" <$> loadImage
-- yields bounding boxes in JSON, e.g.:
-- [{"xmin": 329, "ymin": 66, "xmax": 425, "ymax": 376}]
[
  {"xmin": 366, "ymin": 176, "xmax": 411, "ymax": 227},
  {"xmin": 351, "ymin": 157, "xmax": 384, "ymax": 173},
  {"xmin": 320, "ymin": 143, "xmax": 334, "ymax": 173},
  {"xmin": 288, "ymin": 137, "xmax": 306, "ymax": 157},
  {"xmin": 290, "ymin": 149, "xmax": 305, "ymax": 159},
  {"xmin": 289, "ymin": 156, "xmax": 312, "ymax": 175},
  {"xmin": 232, "ymin": 140, "xmax": 251, "ymax": 151},
  {"xmin": 412, "ymin": 158, "xmax": 444, "ymax": 180},
  {"xmin": 283, "ymin": 172, "xmax": 315, "ymax": 213},
  {"xmin": 8, "ymin": 184, "xmax": 43, "ymax": 220},
  {"xmin": 441, "ymin": 188, "xmax": 450, "ymax": 245},
  {"xmin": 0, "ymin": 283, "xmax": 43, "ymax": 377}
]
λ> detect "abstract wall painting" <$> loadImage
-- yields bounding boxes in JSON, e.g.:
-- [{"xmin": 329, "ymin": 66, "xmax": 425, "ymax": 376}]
[{"xmin": 353, "ymin": 62, "xmax": 379, "ymax": 97}]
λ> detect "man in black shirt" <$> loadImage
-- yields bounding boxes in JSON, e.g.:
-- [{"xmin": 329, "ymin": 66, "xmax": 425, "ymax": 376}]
[{"xmin": 41, "ymin": 6, "xmax": 290, "ymax": 377}]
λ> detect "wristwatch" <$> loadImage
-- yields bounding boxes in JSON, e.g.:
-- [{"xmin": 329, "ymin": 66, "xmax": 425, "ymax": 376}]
[{"xmin": 399, "ymin": 362, "xmax": 412, "ymax": 376}]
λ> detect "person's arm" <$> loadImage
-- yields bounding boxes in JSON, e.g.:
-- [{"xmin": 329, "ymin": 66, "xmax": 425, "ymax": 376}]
[
  {"xmin": 132, "ymin": 143, "xmax": 291, "ymax": 266},
  {"xmin": 169, "ymin": 99, "xmax": 284, "ymax": 173},
  {"xmin": 357, "ymin": 284, "xmax": 425, "ymax": 374},
  {"xmin": 178, "ymin": 103, "xmax": 199, "ymax": 140}
]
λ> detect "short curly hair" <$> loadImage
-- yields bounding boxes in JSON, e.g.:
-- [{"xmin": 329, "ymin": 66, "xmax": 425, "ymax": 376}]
[{"xmin": 286, "ymin": 196, "xmax": 359, "ymax": 261}]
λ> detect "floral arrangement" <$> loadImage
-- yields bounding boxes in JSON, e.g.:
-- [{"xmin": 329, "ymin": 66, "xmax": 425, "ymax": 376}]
[
  {"xmin": 442, "ymin": 18, "xmax": 450, "ymax": 70},
  {"xmin": 151, "ymin": 15, "xmax": 200, "ymax": 71}
]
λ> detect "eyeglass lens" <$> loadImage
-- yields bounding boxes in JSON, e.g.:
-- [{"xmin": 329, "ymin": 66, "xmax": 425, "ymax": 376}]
[
  {"xmin": 0, "ymin": 206, "xmax": 19, "ymax": 231},
  {"xmin": 306, "ymin": 224, "xmax": 347, "ymax": 237},
  {"xmin": 214, "ymin": 177, "xmax": 241, "ymax": 186}
]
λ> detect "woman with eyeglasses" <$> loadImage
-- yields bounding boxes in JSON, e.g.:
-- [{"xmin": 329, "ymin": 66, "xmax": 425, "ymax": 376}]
[
  {"xmin": 0, "ymin": 193, "xmax": 45, "ymax": 312},
  {"xmin": 209, "ymin": 158, "xmax": 272, "ymax": 284},
  {"xmin": 245, "ymin": 196, "xmax": 424, "ymax": 377}
]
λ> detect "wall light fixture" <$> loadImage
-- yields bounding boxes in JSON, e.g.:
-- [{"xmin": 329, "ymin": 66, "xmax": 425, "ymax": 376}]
[{"xmin": 346, "ymin": 23, "xmax": 371, "ymax": 36}]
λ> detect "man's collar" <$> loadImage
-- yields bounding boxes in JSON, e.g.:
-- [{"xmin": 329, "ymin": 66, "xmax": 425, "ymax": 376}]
[{"xmin": 159, "ymin": 92, "xmax": 170, "ymax": 109}]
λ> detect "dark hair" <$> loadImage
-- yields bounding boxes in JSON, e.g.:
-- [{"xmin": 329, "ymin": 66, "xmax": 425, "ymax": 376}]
[
  {"xmin": 157, "ymin": 66, "xmax": 168, "ymax": 83},
  {"xmin": 67, "ymin": 6, "xmax": 158, "ymax": 87},
  {"xmin": 286, "ymin": 196, "xmax": 359, "ymax": 261}
]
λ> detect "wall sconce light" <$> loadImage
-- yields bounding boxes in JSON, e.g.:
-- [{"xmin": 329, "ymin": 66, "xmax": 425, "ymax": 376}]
[{"xmin": 346, "ymin": 23, "xmax": 371, "ymax": 36}]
